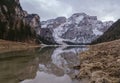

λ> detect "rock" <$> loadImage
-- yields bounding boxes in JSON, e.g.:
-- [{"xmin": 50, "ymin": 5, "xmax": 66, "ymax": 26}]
[
  {"xmin": 38, "ymin": 28, "xmax": 57, "ymax": 44},
  {"xmin": 73, "ymin": 65, "xmax": 81, "ymax": 70},
  {"xmin": 0, "ymin": 0, "xmax": 40, "ymax": 44},
  {"xmin": 91, "ymin": 71, "xmax": 109, "ymax": 82},
  {"xmin": 91, "ymin": 78, "xmax": 111, "ymax": 83},
  {"xmin": 41, "ymin": 17, "xmax": 66, "ymax": 29},
  {"xmin": 117, "ymin": 59, "xmax": 120, "ymax": 63},
  {"xmin": 40, "ymin": 13, "xmax": 113, "ymax": 45},
  {"xmin": 25, "ymin": 14, "xmax": 40, "ymax": 28}
]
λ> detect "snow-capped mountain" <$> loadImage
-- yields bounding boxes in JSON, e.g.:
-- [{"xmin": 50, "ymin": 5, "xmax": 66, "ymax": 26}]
[{"xmin": 40, "ymin": 13, "xmax": 113, "ymax": 45}]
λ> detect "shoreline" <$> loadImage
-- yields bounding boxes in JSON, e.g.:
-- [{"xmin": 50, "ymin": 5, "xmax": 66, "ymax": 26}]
[{"xmin": 0, "ymin": 39, "xmax": 40, "ymax": 54}]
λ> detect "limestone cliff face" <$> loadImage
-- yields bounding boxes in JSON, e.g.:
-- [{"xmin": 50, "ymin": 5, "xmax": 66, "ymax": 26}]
[
  {"xmin": 38, "ymin": 28, "xmax": 57, "ymax": 44},
  {"xmin": 41, "ymin": 13, "xmax": 113, "ymax": 45},
  {"xmin": 0, "ymin": 0, "xmax": 40, "ymax": 43}
]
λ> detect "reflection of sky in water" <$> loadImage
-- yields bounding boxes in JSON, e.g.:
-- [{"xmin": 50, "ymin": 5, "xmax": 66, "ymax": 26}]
[
  {"xmin": 51, "ymin": 46, "xmax": 87, "ymax": 71},
  {"xmin": 21, "ymin": 46, "xmax": 88, "ymax": 83},
  {"xmin": 21, "ymin": 71, "xmax": 72, "ymax": 83}
]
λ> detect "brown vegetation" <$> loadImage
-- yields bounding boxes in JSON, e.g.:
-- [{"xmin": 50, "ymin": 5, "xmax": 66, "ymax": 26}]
[
  {"xmin": 79, "ymin": 39, "xmax": 120, "ymax": 83},
  {"xmin": 0, "ymin": 39, "xmax": 40, "ymax": 53}
]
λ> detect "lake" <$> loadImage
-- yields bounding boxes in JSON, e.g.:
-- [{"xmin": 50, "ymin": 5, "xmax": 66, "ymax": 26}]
[{"xmin": 0, "ymin": 45, "xmax": 88, "ymax": 83}]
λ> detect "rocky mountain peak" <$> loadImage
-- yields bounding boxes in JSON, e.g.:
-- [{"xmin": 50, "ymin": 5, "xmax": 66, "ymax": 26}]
[
  {"xmin": 71, "ymin": 13, "xmax": 87, "ymax": 18},
  {"xmin": 67, "ymin": 13, "xmax": 87, "ymax": 24},
  {"xmin": 25, "ymin": 14, "xmax": 40, "ymax": 28},
  {"xmin": 39, "ymin": 13, "xmax": 113, "ymax": 45},
  {"xmin": 41, "ymin": 17, "xmax": 66, "ymax": 29},
  {"xmin": 55, "ymin": 17, "xmax": 66, "ymax": 23},
  {"xmin": 84, "ymin": 16, "xmax": 97, "ymax": 20},
  {"xmin": 103, "ymin": 21, "xmax": 114, "ymax": 26}
]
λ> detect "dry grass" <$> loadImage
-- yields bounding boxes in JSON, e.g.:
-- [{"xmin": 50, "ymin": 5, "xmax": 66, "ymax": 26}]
[
  {"xmin": 0, "ymin": 39, "xmax": 40, "ymax": 53},
  {"xmin": 79, "ymin": 39, "xmax": 120, "ymax": 83}
]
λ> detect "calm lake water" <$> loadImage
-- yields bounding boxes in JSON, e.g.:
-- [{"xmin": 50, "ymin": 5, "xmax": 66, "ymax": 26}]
[{"xmin": 0, "ymin": 46, "xmax": 88, "ymax": 83}]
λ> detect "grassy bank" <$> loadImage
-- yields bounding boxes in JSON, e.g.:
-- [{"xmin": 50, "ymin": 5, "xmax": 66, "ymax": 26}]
[
  {"xmin": 78, "ymin": 39, "xmax": 120, "ymax": 83},
  {"xmin": 0, "ymin": 39, "xmax": 40, "ymax": 53}
]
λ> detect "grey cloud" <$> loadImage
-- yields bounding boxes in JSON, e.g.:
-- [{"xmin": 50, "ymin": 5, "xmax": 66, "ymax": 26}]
[{"xmin": 20, "ymin": 0, "xmax": 120, "ymax": 21}]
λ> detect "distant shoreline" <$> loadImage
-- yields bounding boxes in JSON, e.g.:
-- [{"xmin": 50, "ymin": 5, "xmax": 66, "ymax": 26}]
[{"xmin": 0, "ymin": 39, "xmax": 40, "ymax": 54}]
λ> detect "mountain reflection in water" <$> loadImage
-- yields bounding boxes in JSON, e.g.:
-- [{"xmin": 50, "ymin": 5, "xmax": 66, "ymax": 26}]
[{"xmin": 0, "ymin": 45, "xmax": 88, "ymax": 83}]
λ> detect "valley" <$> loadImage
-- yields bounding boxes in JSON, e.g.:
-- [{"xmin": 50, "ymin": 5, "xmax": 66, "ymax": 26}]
[{"xmin": 0, "ymin": 0, "xmax": 120, "ymax": 83}]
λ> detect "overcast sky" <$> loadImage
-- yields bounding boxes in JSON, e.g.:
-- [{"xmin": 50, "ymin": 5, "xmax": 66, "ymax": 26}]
[{"xmin": 20, "ymin": 0, "xmax": 120, "ymax": 21}]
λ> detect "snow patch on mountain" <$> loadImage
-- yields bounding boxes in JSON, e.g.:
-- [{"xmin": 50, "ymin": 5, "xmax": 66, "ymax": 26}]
[
  {"xmin": 40, "ymin": 13, "xmax": 113, "ymax": 45},
  {"xmin": 52, "ymin": 23, "xmax": 69, "ymax": 45},
  {"xmin": 93, "ymin": 28, "xmax": 103, "ymax": 35}
]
